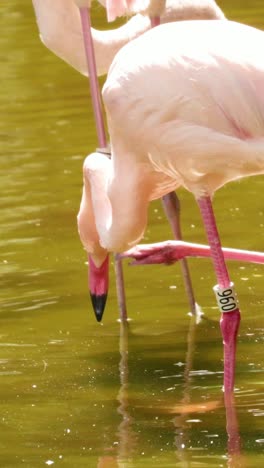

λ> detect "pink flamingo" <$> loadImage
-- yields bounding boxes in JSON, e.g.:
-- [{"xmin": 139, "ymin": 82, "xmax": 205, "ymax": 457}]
[
  {"xmin": 77, "ymin": 19, "xmax": 264, "ymax": 390},
  {"xmin": 32, "ymin": 0, "xmax": 225, "ymax": 318}
]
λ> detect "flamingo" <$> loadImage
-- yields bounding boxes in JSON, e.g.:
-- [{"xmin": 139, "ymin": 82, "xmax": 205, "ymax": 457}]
[
  {"xmin": 32, "ymin": 0, "xmax": 226, "ymax": 317},
  {"xmin": 32, "ymin": 1, "xmax": 225, "ymax": 77},
  {"xmin": 77, "ymin": 19, "xmax": 264, "ymax": 390}
]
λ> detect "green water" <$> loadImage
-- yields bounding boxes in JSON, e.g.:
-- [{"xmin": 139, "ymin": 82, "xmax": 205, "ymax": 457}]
[{"xmin": 0, "ymin": 1, "xmax": 263, "ymax": 466}]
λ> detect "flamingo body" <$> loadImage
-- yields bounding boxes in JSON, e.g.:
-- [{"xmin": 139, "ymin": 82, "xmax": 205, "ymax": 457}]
[
  {"xmin": 79, "ymin": 20, "xmax": 264, "ymax": 260},
  {"xmin": 78, "ymin": 20, "xmax": 264, "ymax": 387}
]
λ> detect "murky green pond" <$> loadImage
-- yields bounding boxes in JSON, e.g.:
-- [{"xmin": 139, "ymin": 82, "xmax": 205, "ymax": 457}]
[{"xmin": 0, "ymin": 1, "xmax": 263, "ymax": 466}]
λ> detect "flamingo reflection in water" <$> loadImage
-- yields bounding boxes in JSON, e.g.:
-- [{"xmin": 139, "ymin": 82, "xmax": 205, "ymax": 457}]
[{"xmin": 96, "ymin": 319, "xmax": 243, "ymax": 467}]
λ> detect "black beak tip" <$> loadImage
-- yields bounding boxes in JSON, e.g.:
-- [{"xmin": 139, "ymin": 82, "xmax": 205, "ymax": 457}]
[{"xmin": 90, "ymin": 293, "xmax": 107, "ymax": 322}]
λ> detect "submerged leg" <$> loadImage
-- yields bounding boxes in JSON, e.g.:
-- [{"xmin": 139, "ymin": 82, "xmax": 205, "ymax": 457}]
[{"xmin": 197, "ymin": 196, "xmax": 241, "ymax": 392}]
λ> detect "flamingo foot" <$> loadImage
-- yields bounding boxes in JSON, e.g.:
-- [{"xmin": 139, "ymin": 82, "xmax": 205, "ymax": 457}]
[{"xmin": 220, "ymin": 310, "xmax": 241, "ymax": 392}]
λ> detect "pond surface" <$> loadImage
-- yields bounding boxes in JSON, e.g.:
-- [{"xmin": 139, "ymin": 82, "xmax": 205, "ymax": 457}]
[{"xmin": 0, "ymin": 1, "xmax": 264, "ymax": 466}]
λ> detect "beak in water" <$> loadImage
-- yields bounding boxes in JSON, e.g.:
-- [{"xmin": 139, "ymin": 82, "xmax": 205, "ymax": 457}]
[{"xmin": 88, "ymin": 254, "xmax": 109, "ymax": 322}]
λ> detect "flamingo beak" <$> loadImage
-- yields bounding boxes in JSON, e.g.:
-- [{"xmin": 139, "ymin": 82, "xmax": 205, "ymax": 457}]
[{"xmin": 88, "ymin": 254, "xmax": 109, "ymax": 322}]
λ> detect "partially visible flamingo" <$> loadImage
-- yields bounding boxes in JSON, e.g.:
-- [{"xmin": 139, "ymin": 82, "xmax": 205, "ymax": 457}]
[
  {"xmin": 32, "ymin": 0, "xmax": 225, "ymax": 76},
  {"xmin": 77, "ymin": 19, "xmax": 264, "ymax": 390}
]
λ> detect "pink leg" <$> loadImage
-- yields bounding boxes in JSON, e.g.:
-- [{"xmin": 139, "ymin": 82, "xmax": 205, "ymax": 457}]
[
  {"xmin": 114, "ymin": 254, "xmax": 128, "ymax": 321},
  {"xmin": 79, "ymin": 7, "xmax": 107, "ymax": 149},
  {"xmin": 197, "ymin": 196, "xmax": 241, "ymax": 392},
  {"xmin": 224, "ymin": 392, "xmax": 241, "ymax": 461}
]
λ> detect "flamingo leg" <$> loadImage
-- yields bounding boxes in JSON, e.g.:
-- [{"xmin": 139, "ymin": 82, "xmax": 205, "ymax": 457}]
[
  {"xmin": 79, "ymin": 7, "xmax": 107, "ymax": 148},
  {"xmin": 114, "ymin": 254, "xmax": 128, "ymax": 321},
  {"xmin": 120, "ymin": 240, "xmax": 264, "ymax": 264},
  {"xmin": 197, "ymin": 196, "xmax": 241, "ymax": 392},
  {"xmin": 162, "ymin": 192, "xmax": 198, "ymax": 316},
  {"xmin": 78, "ymin": 7, "xmax": 127, "ymax": 321}
]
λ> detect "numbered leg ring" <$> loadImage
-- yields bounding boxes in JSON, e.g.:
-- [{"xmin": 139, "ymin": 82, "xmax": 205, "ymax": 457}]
[{"xmin": 213, "ymin": 282, "xmax": 239, "ymax": 313}]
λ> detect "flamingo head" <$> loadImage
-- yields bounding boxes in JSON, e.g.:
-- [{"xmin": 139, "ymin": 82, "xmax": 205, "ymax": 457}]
[
  {"xmin": 78, "ymin": 204, "xmax": 109, "ymax": 322},
  {"xmin": 77, "ymin": 152, "xmax": 111, "ymax": 322},
  {"xmin": 88, "ymin": 253, "xmax": 109, "ymax": 322}
]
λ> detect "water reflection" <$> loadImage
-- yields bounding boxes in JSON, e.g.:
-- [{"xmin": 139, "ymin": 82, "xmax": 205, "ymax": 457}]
[
  {"xmin": 116, "ymin": 322, "xmax": 137, "ymax": 465},
  {"xmin": 173, "ymin": 315, "xmax": 200, "ymax": 465},
  {"xmin": 97, "ymin": 321, "xmax": 136, "ymax": 468},
  {"xmin": 224, "ymin": 392, "xmax": 242, "ymax": 468},
  {"xmin": 102, "ymin": 318, "xmax": 245, "ymax": 467}
]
